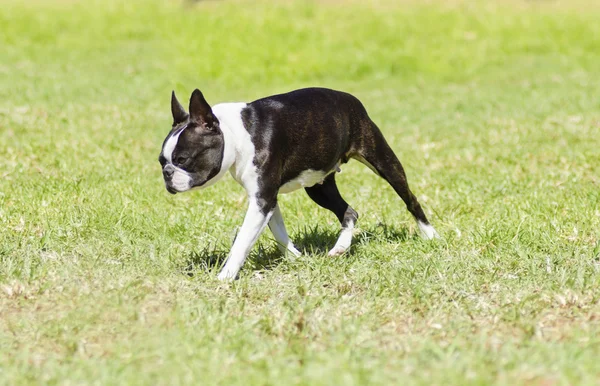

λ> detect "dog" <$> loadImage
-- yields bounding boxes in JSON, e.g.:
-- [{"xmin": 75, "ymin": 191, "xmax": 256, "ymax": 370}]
[{"xmin": 159, "ymin": 88, "xmax": 439, "ymax": 280}]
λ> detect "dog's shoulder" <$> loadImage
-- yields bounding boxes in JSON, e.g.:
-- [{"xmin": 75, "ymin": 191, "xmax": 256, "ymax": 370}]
[{"xmin": 212, "ymin": 102, "xmax": 247, "ymax": 122}]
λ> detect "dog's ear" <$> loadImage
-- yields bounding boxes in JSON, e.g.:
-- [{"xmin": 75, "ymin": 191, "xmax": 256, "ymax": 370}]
[
  {"xmin": 189, "ymin": 89, "xmax": 217, "ymax": 130},
  {"xmin": 171, "ymin": 91, "xmax": 188, "ymax": 125}
]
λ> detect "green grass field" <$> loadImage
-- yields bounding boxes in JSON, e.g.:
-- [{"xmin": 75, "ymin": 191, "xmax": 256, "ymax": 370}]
[{"xmin": 1, "ymin": 0, "xmax": 600, "ymax": 384}]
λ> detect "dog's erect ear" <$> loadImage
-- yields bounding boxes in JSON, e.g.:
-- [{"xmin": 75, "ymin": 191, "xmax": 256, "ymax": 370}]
[
  {"xmin": 171, "ymin": 91, "xmax": 188, "ymax": 125},
  {"xmin": 189, "ymin": 89, "xmax": 217, "ymax": 129}
]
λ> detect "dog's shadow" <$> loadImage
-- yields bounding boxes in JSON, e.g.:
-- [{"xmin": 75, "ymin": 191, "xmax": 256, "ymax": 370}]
[
  {"xmin": 182, "ymin": 223, "xmax": 415, "ymax": 276},
  {"xmin": 183, "ymin": 242, "xmax": 285, "ymax": 277},
  {"xmin": 293, "ymin": 225, "xmax": 340, "ymax": 255},
  {"xmin": 296, "ymin": 222, "xmax": 415, "ymax": 253},
  {"xmin": 361, "ymin": 222, "xmax": 414, "ymax": 244}
]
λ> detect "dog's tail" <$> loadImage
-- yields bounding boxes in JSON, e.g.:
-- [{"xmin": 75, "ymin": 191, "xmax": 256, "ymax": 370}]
[{"xmin": 352, "ymin": 119, "xmax": 436, "ymax": 235}]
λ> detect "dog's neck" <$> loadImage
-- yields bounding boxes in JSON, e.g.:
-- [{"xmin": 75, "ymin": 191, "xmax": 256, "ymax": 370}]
[{"xmin": 212, "ymin": 102, "xmax": 257, "ymax": 192}]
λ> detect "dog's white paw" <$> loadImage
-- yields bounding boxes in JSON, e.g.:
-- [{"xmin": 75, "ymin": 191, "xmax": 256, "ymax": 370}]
[
  {"xmin": 418, "ymin": 221, "xmax": 440, "ymax": 240},
  {"xmin": 217, "ymin": 269, "xmax": 238, "ymax": 281},
  {"xmin": 327, "ymin": 246, "xmax": 347, "ymax": 256},
  {"xmin": 288, "ymin": 244, "xmax": 302, "ymax": 258},
  {"xmin": 277, "ymin": 243, "xmax": 302, "ymax": 259}
]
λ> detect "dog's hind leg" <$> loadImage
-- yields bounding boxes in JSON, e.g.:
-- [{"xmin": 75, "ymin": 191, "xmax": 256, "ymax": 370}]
[
  {"xmin": 268, "ymin": 204, "xmax": 301, "ymax": 257},
  {"xmin": 354, "ymin": 120, "xmax": 439, "ymax": 239},
  {"xmin": 305, "ymin": 173, "xmax": 359, "ymax": 256}
]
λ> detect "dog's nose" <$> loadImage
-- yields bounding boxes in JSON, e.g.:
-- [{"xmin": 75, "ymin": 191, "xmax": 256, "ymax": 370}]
[{"xmin": 163, "ymin": 165, "xmax": 175, "ymax": 179}]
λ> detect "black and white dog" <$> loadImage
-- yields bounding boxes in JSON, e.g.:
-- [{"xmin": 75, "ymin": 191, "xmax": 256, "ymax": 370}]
[{"xmin": 159, "ymin": 88, "xmax": 439, "ymax": 280}]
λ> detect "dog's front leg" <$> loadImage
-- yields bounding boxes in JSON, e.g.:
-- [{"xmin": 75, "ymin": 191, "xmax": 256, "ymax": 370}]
[{"xmin": 218, "ymin": 198, "xmax": 275, "ymax": 280}]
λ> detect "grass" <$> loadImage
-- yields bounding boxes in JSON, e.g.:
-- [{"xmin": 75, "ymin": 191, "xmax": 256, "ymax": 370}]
[{"xmin": 1, "ymin": 0, "xmax": 600, "ymax": 384}]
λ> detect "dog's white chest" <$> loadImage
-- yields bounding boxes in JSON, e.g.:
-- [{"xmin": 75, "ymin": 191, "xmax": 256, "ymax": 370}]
[{"xmin": 279, "ymin": 170, "xmax": 328, "ymax": 194}]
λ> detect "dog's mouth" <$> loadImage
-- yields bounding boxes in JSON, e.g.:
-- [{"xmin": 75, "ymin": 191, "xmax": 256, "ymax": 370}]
[{"xmin": 166, "ymin": 186, "xmax": 178, "ymax": 195}]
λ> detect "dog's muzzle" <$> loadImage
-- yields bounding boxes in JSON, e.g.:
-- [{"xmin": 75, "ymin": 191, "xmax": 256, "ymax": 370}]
[{"xmin": 162, "ymin": 164, "xmax": 193, "ymax": 194}]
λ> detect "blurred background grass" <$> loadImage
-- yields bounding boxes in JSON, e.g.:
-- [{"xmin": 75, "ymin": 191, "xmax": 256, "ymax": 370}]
[{"xmin": 2, "ymin": 0, "xmax": 600, "ymax": 103}]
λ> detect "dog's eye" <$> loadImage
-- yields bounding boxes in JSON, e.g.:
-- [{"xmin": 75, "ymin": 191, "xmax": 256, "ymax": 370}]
[{"xmin": 175, "ymin": 156, "xmax": 187, "ymax": 165}]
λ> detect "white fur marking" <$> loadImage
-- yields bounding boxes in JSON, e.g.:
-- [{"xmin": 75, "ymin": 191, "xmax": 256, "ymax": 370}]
[
  {"xmin": 328, "ymin": 220, "xmax": 354, "ymax": 256},
  {"xmin": 162, "ymin": 127, "xmax": 184, "ymax": 164},
  {"xmin": 210, "ymin": 103, "xmax": 247, "ymax": 188},
  {"xmin": 279, "ymin": 170, "xmax": 329, "ymax": 194},
  {"xmin": 212, "ymin": 103, "xmax": 261, "ymax": 195},
  {"xmin": 418, "ymin": 221, "xmax": 440, "ymax": 240}
]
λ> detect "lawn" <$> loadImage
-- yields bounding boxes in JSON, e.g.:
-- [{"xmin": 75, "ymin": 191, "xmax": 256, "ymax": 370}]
[{"xmin": 1, "ymin": 0, "xmax": 600, "ymax": 384}]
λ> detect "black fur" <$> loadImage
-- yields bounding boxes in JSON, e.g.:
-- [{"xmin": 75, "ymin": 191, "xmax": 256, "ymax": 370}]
[{"xmin": 305, "ymin": 173, "xmax": 358, "ymax": 228}]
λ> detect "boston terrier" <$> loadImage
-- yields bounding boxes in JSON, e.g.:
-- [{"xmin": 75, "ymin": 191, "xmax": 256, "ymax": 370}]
[{"xmin": 159, "ymin": 88, "xmax": 439, "ymax": 280}]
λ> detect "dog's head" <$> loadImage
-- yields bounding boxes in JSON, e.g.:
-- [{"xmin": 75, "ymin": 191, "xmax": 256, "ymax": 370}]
[{"xmin": 159, "ymin": 89, "xmax": 224, "ymax": 194}]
